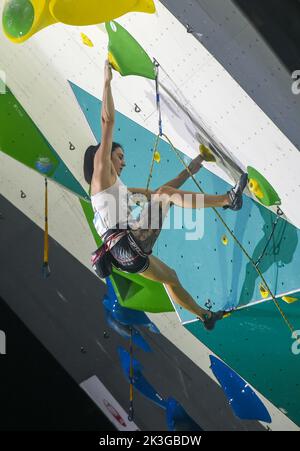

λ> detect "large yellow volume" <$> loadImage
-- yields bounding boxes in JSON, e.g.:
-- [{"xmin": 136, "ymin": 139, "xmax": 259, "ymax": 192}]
[
  {"xmin": 3, "ymin": 0, "xmax": 156, "ymax": 44},
  {"xmin": 49, "ymin": 0, "xmax": 156, "ymax": 26}
]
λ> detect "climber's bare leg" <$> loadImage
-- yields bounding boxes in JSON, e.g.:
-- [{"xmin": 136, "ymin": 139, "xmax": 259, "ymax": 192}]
[
  {"xmin": 153, "ymin": 186, "xmax": 229, "ymax": 209},
  {"xmin": 140, "ymin": 255, "xmax": 210, "ymax": 321}
]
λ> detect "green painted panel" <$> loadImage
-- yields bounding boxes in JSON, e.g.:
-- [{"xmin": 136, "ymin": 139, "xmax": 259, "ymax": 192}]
[{"xmin": 0, "ymin": 84, "xmax": 88, "ymax": 200}]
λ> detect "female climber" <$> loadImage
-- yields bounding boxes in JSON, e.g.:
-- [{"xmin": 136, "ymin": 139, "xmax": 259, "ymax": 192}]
[{"xmin": 84, "ymin": 60, "xmax": 248, "ymax": 330}]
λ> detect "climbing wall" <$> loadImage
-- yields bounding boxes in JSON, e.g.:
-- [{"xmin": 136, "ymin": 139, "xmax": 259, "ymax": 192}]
[
  {"xmin": 160, "ymin": 0, "xmax": 300, "ymax": 153},
  {"xmin": 1, "ymin": 0, "xmax": 300, "ymax": 429},
  {"xmin": 71, "ymin": 82, "xmax": 300, "ymax": 319},
  {"xmin": 1, "ymin": 1, "xmax": 299, "ymax": 226},
  {"xmin": 185, "ymin": 292, "xmax": 300, "ymax": 427}
]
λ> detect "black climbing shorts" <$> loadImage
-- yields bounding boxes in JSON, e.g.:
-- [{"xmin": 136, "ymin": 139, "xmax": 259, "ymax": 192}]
[{"xmin": 103, "ymin": 228, "xmax": 151, "ymax": 274}]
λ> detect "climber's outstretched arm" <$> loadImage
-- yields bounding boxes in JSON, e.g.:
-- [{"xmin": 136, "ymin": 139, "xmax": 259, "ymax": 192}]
[
  {"xmin": 92, "ymin": 61, "xmax": 115, "ymax": 189},
  {"xmin": 128, "ymin": 187, "xmax": 155, "ymax": 201},
  {"xmin": 160, "ymin": 154, "xmax": 204, "ymax": 190}
]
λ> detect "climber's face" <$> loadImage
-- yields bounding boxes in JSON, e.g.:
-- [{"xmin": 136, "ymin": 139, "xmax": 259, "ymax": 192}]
[{"xmin": 111, "ymin": 146, "xmax": 126, "ymax": 176}]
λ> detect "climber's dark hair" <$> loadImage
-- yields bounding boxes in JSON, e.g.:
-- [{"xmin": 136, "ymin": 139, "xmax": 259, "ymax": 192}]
[{"xmin": 83, "ymin": 142, "xmax": 123, "ymax": 184}]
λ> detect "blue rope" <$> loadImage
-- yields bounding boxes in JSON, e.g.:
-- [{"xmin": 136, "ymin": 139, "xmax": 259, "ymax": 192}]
[{"xmin": 154, "ymin": 60, "xmax": 163, "ymax": 136}]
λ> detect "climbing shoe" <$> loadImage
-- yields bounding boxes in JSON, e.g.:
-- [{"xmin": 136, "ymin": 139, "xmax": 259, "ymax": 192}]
[
  {"xmin": 224, "ymin": 172, "xmax": 248, "ymax": 211},
  {"xmin": 203, "ymin": 311, "xmax": 225, "ymax": 331}
]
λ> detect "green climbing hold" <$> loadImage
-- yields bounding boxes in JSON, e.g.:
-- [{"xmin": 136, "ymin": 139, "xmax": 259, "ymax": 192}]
[
  {"xmin": 2, "ymin": 0, "xmax": 34, "ymax": 38},
  {"xmin": 106, "ymin": 20, "xmax": 156, "ymax": 80},
  {"xmin": 247, "ymin": 166, "xmax": 281, "ymax": 207}
]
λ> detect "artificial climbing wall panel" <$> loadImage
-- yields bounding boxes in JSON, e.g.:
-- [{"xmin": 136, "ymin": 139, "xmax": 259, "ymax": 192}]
[
  {"xmin": 72, "ymin": 83, "xmax": 300, "ymax": 429},
  {"xmin": 71, "ymin": 83, "xmax": 300, "ymax": 320},
  {"xmin": 1, "ymin": 0, "xmax": 300, "ymax": 227},
  {"xmin": 1, "ymin": 0, "xmax": 300, "ymax": 429},
  {"xmin": 161, "ymin": 0, "xmax": 300, "ymax": 153},
  {"xmin": 185, "ymin": 292, "xmax": 300, "ymax": 427},
  {"xmin": 0, "ymin": 151, "xmax": 95, "ymax": 271},
  {"xmin": 0, "ymin": 85, "xmax": 88, "ymax": 199}
]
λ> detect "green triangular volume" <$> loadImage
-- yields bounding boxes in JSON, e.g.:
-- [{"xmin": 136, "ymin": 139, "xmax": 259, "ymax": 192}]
[{"xmin": 106, "ymin": 20, "xmax": 156, "ymax": 80}]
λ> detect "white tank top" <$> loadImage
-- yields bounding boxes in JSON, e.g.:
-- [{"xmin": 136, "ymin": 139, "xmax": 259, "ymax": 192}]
[{"xmin": 91, "ymin": 177, "xmax": 131, "ymax": 238}]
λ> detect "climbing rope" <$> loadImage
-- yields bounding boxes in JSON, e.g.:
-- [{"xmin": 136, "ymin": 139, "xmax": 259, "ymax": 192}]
[
  {"xmin": 144, "ymin": 60, "xmax": 163, "ymax": 194},
  {"xmin": 128, "ymin": 327, "xmax": 134, "ymax": 422},
  {"xmin": 169, "ymin": 134, "xmax": 295, "ymax": 335},
  {"xmin": 144, "ymin": 61, "xmax": 297, "ymax": 336},
  {"xmin": 154, "ymin": 59, "xmax": 163, "ymax": 137},
  {"xmin": 43, "ymin": 177, "xmax": 50, "ymax": 278},
  {"xmin": 254, "ymin": 207, "xmax": 284, "ymax": 268},
  {"xmin": 146, "ymin": 133, "xmax": 160, "ymax": 193},
  {"xmin": 146, "ymin": 129, "xmax": 296, "ymax": 337}
]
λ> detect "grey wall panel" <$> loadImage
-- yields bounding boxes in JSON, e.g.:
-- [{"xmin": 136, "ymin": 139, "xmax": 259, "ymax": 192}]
[{"xmin": 161, "ymin": 0, "xmax": 300, "ymax": 151}]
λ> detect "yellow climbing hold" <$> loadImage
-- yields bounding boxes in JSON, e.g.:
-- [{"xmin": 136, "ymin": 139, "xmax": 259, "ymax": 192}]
[
  {"xmin": 259, "ymin": 284, "xmax": 270, "ymax": 299},
  {"xmin": 247, "ymin": 166, "xmax": 281, "ymax": 207},
  {"xmin": 81, "ymin": 33, "xmax": 94, "ymax": 47},
  {"xmin": 49, "ymin": 0, "xmax": 156, "ymax": 26},
  {"xmin": 108, "ymin": 51, "xmax": 121, "ymax": 73},
  {"xmin": 282, "ymin": 296, "xmax": 299, "ymax": 304},
  {"xmin": 221, "ymin": 235, "xmax": 229, "ymax": 246},
  {"xmin": 154, "ymin": 151, "xmax": 161, "ymax": 163},
  {"xmin": 222, "ymin": 312, "xmax": 232, "ymax": 319},
  {"xmin": 199, "ymin": 144, "xmax": 216, "ymax": 162},
  {"xmin": 248, "ymin": 178, "xmax": 264, "ymax": 200}
]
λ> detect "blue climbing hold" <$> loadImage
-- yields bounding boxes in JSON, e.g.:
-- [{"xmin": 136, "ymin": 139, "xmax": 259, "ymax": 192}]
[
  {"xmin": 166, "ymin": 397, "xmax": 203, "ymax": 431},
  {"xmin": 210, "ymin": 355, "xmax": 272, "ymax": 423},
  {"xmin": 104, "ymin": 309, "xmax": 152, "ymax": 352}
]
